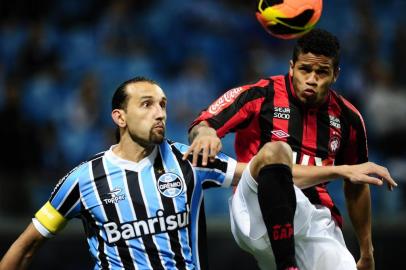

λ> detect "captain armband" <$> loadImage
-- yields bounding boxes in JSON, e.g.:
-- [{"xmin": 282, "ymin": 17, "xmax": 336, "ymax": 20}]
[{"xmin": 33, "ymin": 201, "xmax": 67, "ymax": 238}]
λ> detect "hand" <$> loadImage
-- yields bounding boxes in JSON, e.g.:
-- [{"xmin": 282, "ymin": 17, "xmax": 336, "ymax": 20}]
[
  {"xmin": 182, "ymin": 125, "xmax": 222, "ymax": 166},
  {"xmin": 357, "ymin": 256, "xmax": 375, "ymax": 270},
  {"xmin": 342, "ymin": 162, "xmax": 397, "ymax": 190}
]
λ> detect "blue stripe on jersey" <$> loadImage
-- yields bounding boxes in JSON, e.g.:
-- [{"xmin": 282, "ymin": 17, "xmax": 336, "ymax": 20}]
[
  {"xmin": 81, "ymin": 159, "xmax": 122, "ymax": 269},
  {"xmin": 103, "ymin": 156, "xmax": 151, "ymax": 269},
  {"xmin": 139, "ymin": 164, "xmax": 176, "ymax": 269},
  {"xmin": 49, "ymin": 167, "xmax": 83, "ymax": 216},
  {"xmin": 195, "ymin": 167, "xmax": 226, "ymax": 186},
  {"xmin": 159, "ymin": 142, "xmax": 193, "ymax": 268}
]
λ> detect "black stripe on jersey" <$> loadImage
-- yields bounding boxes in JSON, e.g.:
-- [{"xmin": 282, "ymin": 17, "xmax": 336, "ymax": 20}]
[
  {"xmin": 92, "ymin": 158, "xmax": 136, "ymax": 270},
  {"xmin": 334, "ymin": 98, "xmax": 353, "ymax": 165},
  {"xmin": 207, "ymin": 83, "xmax": 272, "ymax": 131},
  {"xmin": 126, "ymin": 170, "xmax": 165, "ymax": 270},
  {"xmin": 153, "ymin": 151, "xmax": 187, "ymax": 270},
  {"xmin": 354, "ymin": 117, "xmax": 368, "ymax": 163},
  {"xmin": 301, "ymin": 186, "xmax": 322, "ymax": 205},
  {"xmin": 81, "ymin": 207, "xmax": 110, "ymax": 269},
  {"xmin": 169, "ymin": 145, "xmax": 195, "ymax": 217},
  {"xmin": 315, "ymin": 103, "xmax": 330, "ymax": 159},
  {"xmin": 170, "ymin": 145, "xmax": 208, "ymax": 269},
  {"xmin": 258, "ymin": 80, "xmax": 275, "ymax": 149},
  {"xmin": 197, "ymin": 200, "xmax": 209, "ymax": 270},
  {"xmin": 285, "ymin": 75, "xmax": 304, "ymax": 158},
  {"xmin": 57, "ymin": 184, "xmax": 80, "ymax": 216}
]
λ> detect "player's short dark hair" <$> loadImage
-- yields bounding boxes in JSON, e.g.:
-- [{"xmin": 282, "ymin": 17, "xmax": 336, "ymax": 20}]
[
  {"xmin": 112, "ymin": 76, "xmax": 158, "ymax": 142},
  {"xmin": 111, "ymin": 76, "xmax": 158, "ymax": 111},
  {"xmin": 292, "ymin": 29, "xmax": 341, "ymax": 69}
]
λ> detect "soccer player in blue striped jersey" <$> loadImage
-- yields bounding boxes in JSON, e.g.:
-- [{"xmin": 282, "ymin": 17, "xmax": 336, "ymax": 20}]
[{"xmin": 0, "ymin": 77, "xmax": 246, "ymax": 270}]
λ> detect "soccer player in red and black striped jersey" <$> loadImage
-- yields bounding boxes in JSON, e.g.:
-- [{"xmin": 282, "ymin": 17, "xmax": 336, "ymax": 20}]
[{"xmin": 185, "ymin": 29, "xmax": 397, "ymax": 270}]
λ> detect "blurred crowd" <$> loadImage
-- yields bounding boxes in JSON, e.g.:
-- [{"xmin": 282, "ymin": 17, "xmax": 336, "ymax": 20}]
[{"xmin": 0, "ymin": 0, "xmax": 405, "ymax": 218}]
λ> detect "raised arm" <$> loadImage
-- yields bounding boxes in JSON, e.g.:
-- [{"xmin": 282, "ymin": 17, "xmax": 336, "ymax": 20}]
[{"xmin": 0, "ymin": 223, "xmax": 47, "ymax": 270}]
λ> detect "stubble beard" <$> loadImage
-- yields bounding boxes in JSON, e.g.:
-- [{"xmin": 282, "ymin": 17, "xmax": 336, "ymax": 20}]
[{"xmin": 128, "ymin": 128, "xmax": 165, "ymax": 148}]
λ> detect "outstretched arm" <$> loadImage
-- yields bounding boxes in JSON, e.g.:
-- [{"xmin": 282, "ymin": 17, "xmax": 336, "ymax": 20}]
[
  {"xmin": 0, "ymin": 223, "xmax": 47, "ymax": 270},
  {"xmin": 292, "ymin": 162, "xmax": 397, "ymax": 190}
]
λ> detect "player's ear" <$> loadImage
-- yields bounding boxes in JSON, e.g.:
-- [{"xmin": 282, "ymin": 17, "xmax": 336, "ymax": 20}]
[
  {"xmin": 289, "ymin": 60, "xmax": 294, "ymax": 76},
  {"xmin": 112, "ymin": 109, "xmax": 126, "ymax": 128}
]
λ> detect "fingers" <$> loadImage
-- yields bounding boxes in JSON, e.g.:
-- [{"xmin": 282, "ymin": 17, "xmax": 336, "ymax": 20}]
[
  {"xmin": 208, "ymin": 141, "xmax": 222, "ymax": 163},
  {"xmin": 356, "ymin": 175, "xmax": 384, "ymax": 186},
  {"xmin": 201, "ymin": 142, "xmax": 210, "ymax": 166},
  {"xmin": 182, "ymin": 138, "xmax": 222, "ymax": 166},
  {"xmin": 369, "ymin": 163, "xmax": 398, "ymax": 190},
  {"xmin": 182, "ymin": 143, "xmax": 195, "ymax": 160}
]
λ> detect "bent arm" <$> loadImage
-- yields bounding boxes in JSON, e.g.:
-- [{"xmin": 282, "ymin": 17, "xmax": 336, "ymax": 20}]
[{"xmin": 0, "ymin": 222, "xmax": 47, "ymax": 270}]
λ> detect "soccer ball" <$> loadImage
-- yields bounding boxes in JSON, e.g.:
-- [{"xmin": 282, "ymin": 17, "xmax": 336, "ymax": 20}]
[{"xmin": 256, "ymin": 0, "xmax": 323, "ymax": 39}]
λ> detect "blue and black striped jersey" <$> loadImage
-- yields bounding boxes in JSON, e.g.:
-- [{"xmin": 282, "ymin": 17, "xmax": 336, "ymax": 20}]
[{"xmin": 33, "ymin": 139, "xmax": 236, "ymax": 270}]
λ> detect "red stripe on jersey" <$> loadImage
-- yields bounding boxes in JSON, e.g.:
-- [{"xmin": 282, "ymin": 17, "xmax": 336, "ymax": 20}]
[
  {"xmin": 190, "ymin": 79, "xmax": 271, "ymax": 131},
  {"xmin": 301, "ymin": 110, "xmax": 318, "ymax": 160},
  {"xmin": 217, "ymin": 97, "xmax": 265, "ymax": 141},
  {"xmin": 339, "ymin": 96, "xmax": 369, "ymax": 159},
  {"xmin": 271, "ymin": 76, "xmax": 290, "ymax": 142},
  {"xmin": 235, "ymin": 111, "xmax": 263, "ymax": 163}
]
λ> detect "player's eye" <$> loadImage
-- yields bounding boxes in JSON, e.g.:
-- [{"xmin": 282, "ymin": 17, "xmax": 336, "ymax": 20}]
[
  {"xmin": 299, "ymin": 66, "xmax": 311, "ymax": 73},
  {"xmin": 316, "ymin": 69, "xmax": 329, "ymax": 76},
  {"xmin": 142, "ymin": 101, "xmax": 151, "ymax": 107}
]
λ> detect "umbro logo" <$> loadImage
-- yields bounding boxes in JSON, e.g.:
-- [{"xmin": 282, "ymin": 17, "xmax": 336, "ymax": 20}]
[
  {"xmin": 103, "ymin": 187, "xmax": 125, "ymax": 205},
  {"xmin": 271, "ymin": 130, "xmax": 290, "ymax": 138}
]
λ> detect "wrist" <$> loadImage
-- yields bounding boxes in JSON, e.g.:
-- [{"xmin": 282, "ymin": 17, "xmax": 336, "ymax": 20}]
[
  {"xmin": 335, "ymin": 164, "xmax": 350, "ymax": 179},
  {"xmin": 360, "ymin": 243, "xmax": 374, "ymax": 258},
  {"xmin": 196, "ymin": 124, "xmax": 216, "ymax": 136}
]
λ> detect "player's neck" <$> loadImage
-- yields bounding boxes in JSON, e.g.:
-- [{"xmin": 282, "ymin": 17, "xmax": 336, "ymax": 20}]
[{"xmin": 113, "ymin": 136, "xmax": 155, "ymax": 163}]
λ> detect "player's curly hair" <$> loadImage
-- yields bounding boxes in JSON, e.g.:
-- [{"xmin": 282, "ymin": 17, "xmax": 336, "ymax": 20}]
[{"xmin": 292, "ymin": 28, "xmax": 340, "ymax": 69}]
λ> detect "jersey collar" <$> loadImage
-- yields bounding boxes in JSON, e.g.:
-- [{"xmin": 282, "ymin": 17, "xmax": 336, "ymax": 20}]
[{"xmin": 105, "ymin": 145, "xmax": 158, "ymax": 172}]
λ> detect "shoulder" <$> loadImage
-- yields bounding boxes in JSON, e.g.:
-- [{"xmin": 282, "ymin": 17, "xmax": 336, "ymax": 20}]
[
  {"xmin": 166, "ymin": 140, "xmax": 188, "ymax": 154},
  {"xmin": 58, "ymin": 152, "xmax": 104, "ymax": 184},
  {"xmin": 332, "ymin": 91, "xmax": 366, "ymax": 128}
]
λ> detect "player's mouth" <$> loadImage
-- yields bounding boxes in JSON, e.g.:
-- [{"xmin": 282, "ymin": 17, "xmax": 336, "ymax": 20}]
[
  {"xmin": 303, "ymin": 88, "xmax": 316, "ymax": 97},
  {"xmin": 153, "ymin": 123, "xmax": 165, "ymax": 132}
]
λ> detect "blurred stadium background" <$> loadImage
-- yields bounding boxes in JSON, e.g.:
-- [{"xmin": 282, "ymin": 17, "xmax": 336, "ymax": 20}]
[{"xmin": 0, "ymin": 0, "xmax": 405, "ymax": 269}]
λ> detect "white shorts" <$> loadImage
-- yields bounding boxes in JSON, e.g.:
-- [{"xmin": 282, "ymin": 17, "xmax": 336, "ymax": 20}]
[{"xmin": 229, "ymin": 163, "xmax": 357, "ymax": 270}]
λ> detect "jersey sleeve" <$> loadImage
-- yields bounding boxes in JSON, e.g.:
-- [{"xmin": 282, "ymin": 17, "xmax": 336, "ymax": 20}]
[
  {"xmin": 336, "ymin": 102, "xmax": 368, "ymax": 165},
  {"xmin": 190, "ymin": 79, "xmax": 271, "ymax": 138},
  {"xmin": 33, "ymin": 163, "xmax": 87, "ymax": 237},
  {"xmin": 172, "ymin": 142, "xmax": 237, "ymax": 189}
]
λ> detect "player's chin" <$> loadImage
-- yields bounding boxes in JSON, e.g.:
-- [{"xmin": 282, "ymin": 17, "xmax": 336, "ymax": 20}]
[{"xmin": 151, "ymin": 131, "xmax": 165, "ymax": 144}]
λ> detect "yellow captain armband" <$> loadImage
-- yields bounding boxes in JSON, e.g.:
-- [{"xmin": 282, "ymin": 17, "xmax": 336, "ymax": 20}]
[{"xmin": 35, "ymin": 201, "xmax": 68, "ymax": 234}]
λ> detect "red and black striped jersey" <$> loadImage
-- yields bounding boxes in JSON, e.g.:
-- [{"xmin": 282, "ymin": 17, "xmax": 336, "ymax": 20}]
[{"xmin": 191, "ymin": 74, "xmax": 368, "ymax": 227}]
